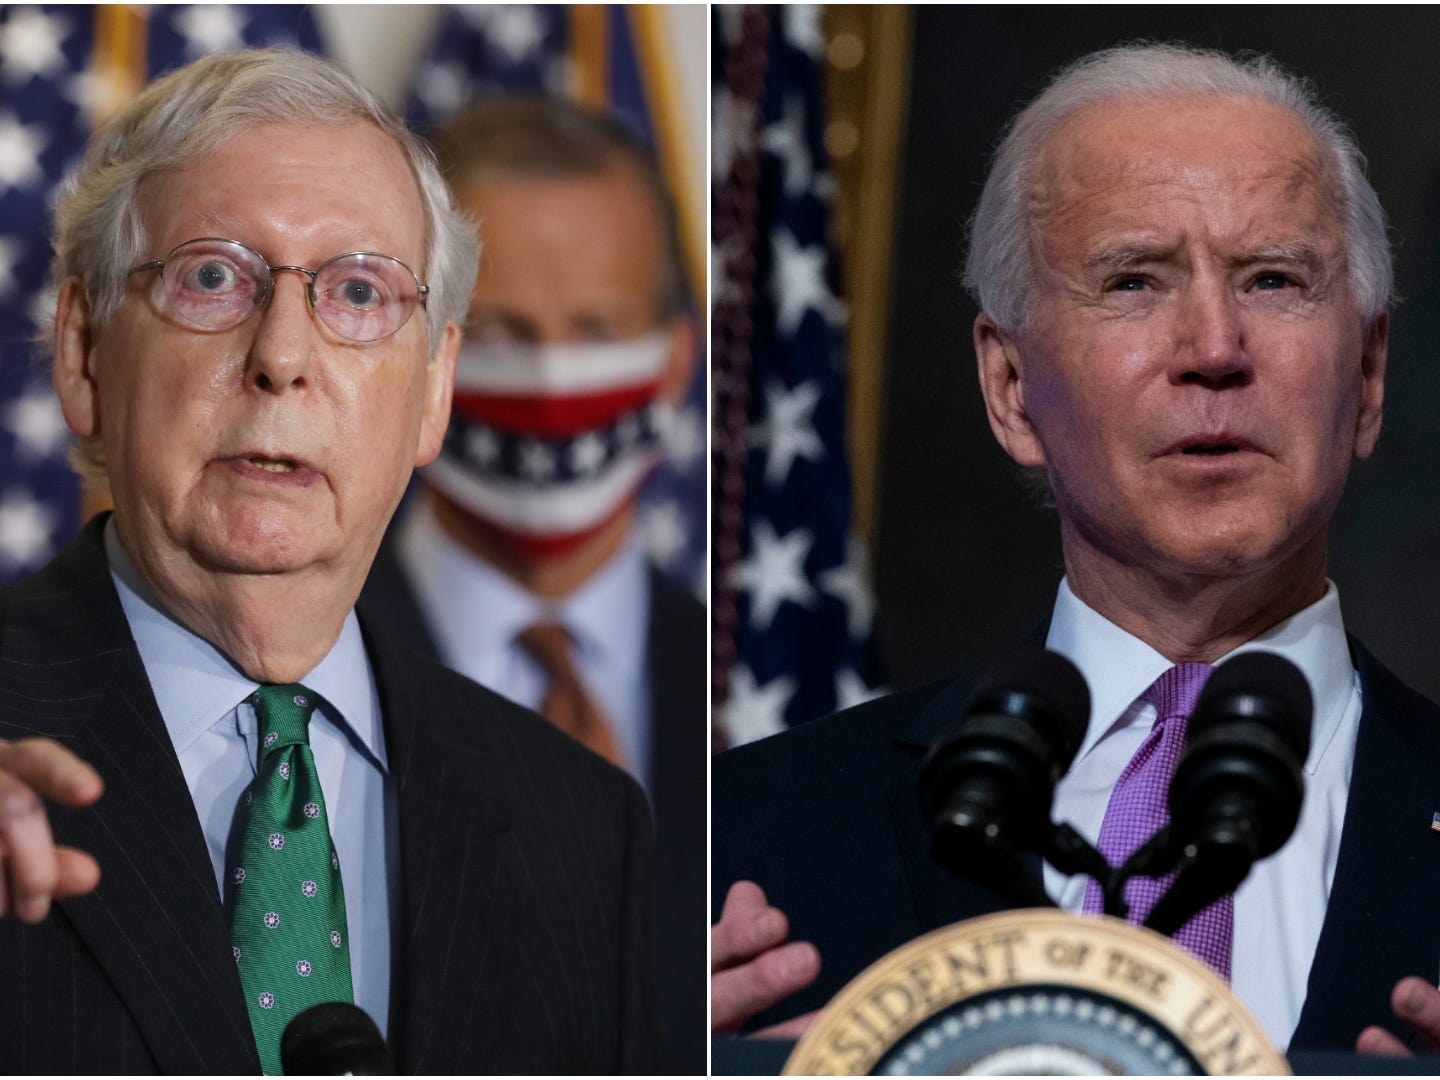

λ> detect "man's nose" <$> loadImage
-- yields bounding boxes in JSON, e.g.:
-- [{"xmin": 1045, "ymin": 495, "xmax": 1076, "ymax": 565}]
[
  {"xmin": 1174, "ymin": 279, "xmax": 1253, "ymax": 390},
  {"xmin": 247, "ymin": 271, "xmax": 317, "ymax": 392}
]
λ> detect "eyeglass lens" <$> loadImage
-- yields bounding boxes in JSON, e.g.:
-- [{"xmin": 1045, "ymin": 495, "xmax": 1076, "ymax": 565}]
[{"xmin": 156, "ymin": 238, "xmax": 423, "ymax": 343}]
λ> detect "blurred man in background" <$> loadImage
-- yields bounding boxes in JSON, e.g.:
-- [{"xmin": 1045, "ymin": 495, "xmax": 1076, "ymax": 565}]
[{"xmin": 359, "ymin": 96, "xmax": 705, "ymax": 1073}]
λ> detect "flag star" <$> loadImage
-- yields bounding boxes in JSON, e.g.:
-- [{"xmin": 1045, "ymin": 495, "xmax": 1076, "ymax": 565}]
[
  {"xmin": 569, "ymin": 431, "xmax": 607, "ymax": 476},
  {"xmin": 733, "ymin": 521, "xmax": 816, "ymax": 631},
  {"xmin": 0, "ymin": 235, "xmax": 21, "ymax": 299},
  {"xmin": 0, "ymin": 113, "xmax": 46, "ymax": 192},
  {"xmin": 723, "ymin": 664, "xmax": 796, "ymax": 746},
  {"xmin": 173, "ymin": 5, "xmax": 245, "ymax": 57},
  {"xmin": 750, "ymin": 379, "xmax": 823, "ymax": 486},
  {"xmin": 26, "ymin": 281, "xmax": 56, "ymax": 332},
  {"xmin": 517, "ymin": 439, "xmax": 555, "ymax": 482},
  {"xmin": 661, "ymin": 405, "xmax": 704, "ymax": 473},
  {"xmin": 783, "ymin": 5, "xmax": 826, "ymax": 58},
  {"xmin": 820, "ymin": 534, "xmax": 877, "ymax": 640},
  {"xmin": 465, "ymin": 426, "xmax": 500, "ymax": 466},
  {"xmin": 0, "ymin": 7, "xmax": 70, "ymax": 85},
  {"xmin": 762, "ymin": 93, "xmax": 813, "ymax": 198},
  {"xmin": 835, "ymin": 668, "xmax": 884, "ymax": 712},
  {"xmin": 488, "ymin": 6, "xmax": 546, "ymax": 63},
  {"xmin": 639, "ymin": 500, "xmax": 688, "ymax": 566},
  {"xmin": 415, "ymin": 62, "xmax": 467, "ymax": 114},
  {"xmin": 61, "ymin": 69, "xmax": 103, "ymax": 114},
  {"xmin": 615, "ymin": 414, "xmax": 641, "ymax": 447},
  {"xmin": 770, "ymin": 227, "xmax": 843, "ymax": 336},
  {"xmin": 0, "ymin": 492, "xmax": 56, "ymax": 569},
  {"xmin": 4, "ymin": 386, "xmax": 70, "ymax": 462}
]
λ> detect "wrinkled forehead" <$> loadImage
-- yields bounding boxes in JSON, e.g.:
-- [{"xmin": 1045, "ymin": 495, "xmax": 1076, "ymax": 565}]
[
  {"xmin": 136, "ymin": 119, "xmax": 428, "ymax": 266},
  {"xmin": 1028, "ymin": 95, "xmax": 1345, "ymax": 252}
]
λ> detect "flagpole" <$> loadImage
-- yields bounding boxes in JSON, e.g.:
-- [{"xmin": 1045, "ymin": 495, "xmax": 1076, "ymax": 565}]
[{"xmin": 628, "ymin": 5, "xmax": 705, "ymax": 312}]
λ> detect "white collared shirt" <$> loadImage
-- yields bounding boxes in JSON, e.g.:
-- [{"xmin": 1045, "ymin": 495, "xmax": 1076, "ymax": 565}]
[
  {"xmin": 397, "ymin": 498, "xmax": 652, "ymax": 787},
  {"xmin": 1044, "ymin": 578, "xmax": 1360, "ymax": 1049},
  {"xmin": 103, "ymin": 521, "xmax": 396, "ymax": 1038}
]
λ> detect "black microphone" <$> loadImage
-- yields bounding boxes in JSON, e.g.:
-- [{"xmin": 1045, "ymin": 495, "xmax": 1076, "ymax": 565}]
[
  {"xmin": 1143, "ymin": 650, "xmax": 1312, "ymax": 936},
  {"xmin": 920, "ymin": 649, "xmax": 1091, "ymax": 896},
  {"xmin": 280, "ymin": 1002, "xmax": 396, "ymax": 1075}
]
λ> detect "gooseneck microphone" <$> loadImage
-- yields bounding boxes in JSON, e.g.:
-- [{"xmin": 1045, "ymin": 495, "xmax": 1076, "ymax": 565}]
[
  {"xmin": 920, "ymin": 649, "xmax": 1092, "ymax": 904},
  {"xmin": 1140, "ymin": 650, "xmax": 1312, "ymax": 936},
  {"xmin": 280, "ymin": 1002, "xmax": 396, "ymax": 1075}
]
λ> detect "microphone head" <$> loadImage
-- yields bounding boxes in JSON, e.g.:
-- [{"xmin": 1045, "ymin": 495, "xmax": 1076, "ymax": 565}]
[
  {"xmin": 280, "ymin": 1002, "xmax": 395, "ymax": 1076},
  {"xmin": 1190, "ymin": 649, "xmax": 1313, "ymax": 761},
  {"xmin": 921, "ymin": 648, "xmax": 1091, "ymax": 861},
  {"xmin": 1171, "ymin": 650, "xmax": 1313, "ymax": 863},
  {"xmin": 964, "ymin": 648, "xmax": 1092, "ymax": 774}
]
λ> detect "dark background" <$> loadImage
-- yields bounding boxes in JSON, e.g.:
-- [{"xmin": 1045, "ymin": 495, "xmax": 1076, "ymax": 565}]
[{"xmin": 875, "ymin": 7, "xmax": 1440, "ymax": 698}]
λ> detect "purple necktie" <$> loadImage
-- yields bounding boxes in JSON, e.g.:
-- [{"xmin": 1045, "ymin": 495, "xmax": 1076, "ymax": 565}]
[{"xmin": 1081, "ymin": 663, "xmax": 1234, "ymax": 980}]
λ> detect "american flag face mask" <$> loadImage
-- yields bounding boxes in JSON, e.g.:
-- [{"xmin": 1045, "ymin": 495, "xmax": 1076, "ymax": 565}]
[{"xmin": 424, "ymin": 333, "xmax": 672, "ymax": 558}]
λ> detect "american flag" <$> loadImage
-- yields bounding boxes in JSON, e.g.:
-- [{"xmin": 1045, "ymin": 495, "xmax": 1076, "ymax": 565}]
[
  {"xmin": 712, "ymin": 6, "xmax": 884, "ymax": 748},
  {"xmin": 405, "ymin": 4, "xmax": 708, "ymax": 597},
  {"xmin": 0, "ymin": 5, "xmax": 322, "ymax": 588}
]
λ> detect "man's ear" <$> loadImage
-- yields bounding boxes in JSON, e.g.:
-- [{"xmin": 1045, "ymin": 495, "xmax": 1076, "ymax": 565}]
[
  {"xmin": 53, "ymin": 278, "xmax": 100, "ymax": 438},
  {"xmin": 1353, "ymin": 310, "xmax": 1387, "ymax": 461},
  {"xmin": 658, "ymin": 314, "xmax": 696, "ymax": 405},
  {"xmin": 415, "ymin": 321, "xmax": 459, "ymax": 467},
  {"xmin": 974, "ymin": 311, "xmax": 1045, "ymax": 467}
]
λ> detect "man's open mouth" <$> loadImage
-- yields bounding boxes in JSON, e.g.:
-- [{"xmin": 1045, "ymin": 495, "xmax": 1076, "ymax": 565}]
[{"xmin": 1181, "ymin": 442, "xmax": 1242, "ymax": 456}]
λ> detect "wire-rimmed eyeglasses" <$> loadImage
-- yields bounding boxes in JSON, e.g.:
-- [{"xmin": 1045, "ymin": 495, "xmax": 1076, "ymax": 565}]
[{"xmin": 127, "ymin": 237, "xmax": 430, "ymax": 344}]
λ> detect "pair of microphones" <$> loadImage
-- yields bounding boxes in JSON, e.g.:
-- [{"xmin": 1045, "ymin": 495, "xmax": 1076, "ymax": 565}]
[{"xmin": 919, "ymin": 648, "xmax": 1312, "ymax": 934}]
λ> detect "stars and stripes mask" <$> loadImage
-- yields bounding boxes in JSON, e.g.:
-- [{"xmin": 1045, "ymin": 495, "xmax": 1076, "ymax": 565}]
[{"xmin": 424, "ymin": 332, "xmax": 672, "ymax": 559}]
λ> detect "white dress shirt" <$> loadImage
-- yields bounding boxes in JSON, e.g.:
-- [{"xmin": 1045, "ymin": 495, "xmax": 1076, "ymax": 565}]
[
  {"xmin": 103, "ymin": 522, "xmax": 398, "ymax": 1039},
  {"xmin": 396, "ymin": 499, "xmax": 653, "ymax": 788},
  {"xmin": 1043, "ymin": 577, "xmax": 1360, "ymax": 1048}
]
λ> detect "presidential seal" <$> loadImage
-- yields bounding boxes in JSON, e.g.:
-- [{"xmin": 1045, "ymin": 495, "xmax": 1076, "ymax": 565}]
[{"xmin": 782, "ymin": 910, "xmax": 1288, "ymax": 1075}]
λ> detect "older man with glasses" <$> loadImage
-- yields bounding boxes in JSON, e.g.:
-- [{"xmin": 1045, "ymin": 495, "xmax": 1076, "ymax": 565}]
[{"xmin": 0, "ymin": 48, "xmax": 657, "ymax": 1075}]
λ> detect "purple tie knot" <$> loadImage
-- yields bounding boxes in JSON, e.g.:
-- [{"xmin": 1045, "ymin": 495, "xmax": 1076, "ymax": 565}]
[{"xmin": 1144, "ymin": 662, "xmax": 1213, "ymax": 722}]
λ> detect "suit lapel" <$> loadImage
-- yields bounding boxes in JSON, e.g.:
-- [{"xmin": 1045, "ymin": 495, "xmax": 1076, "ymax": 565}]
[
  {"xmin": 3, "ymin": 519, "xmax": 257, "ymax": 1073},
  {"xmin": 367, "ymin": 626, "xmax": 515, "ymax": 1074},
  {"xmin": 1290, "ymin": 639, "xmax": 1440, "ymax": 1049}
]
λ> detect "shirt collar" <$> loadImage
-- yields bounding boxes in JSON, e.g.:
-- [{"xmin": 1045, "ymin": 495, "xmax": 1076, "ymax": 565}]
[
  {"xmin": 403, "ymin": 497, "xmax": 648, "ymax": 669},
  {"xmin": 1046, "ymin": 577, "xmax": 1354, "ymax": 777},
  {"xmin": 103, "ymin": 518, "xmax": 386, "ymax": 769}
]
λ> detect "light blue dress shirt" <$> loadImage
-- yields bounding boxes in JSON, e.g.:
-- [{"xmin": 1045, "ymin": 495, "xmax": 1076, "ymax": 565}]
[
  {"xmin": 1045, "ymin": 577, "xmax": 1360, "ymax": 1048},
  {"xmin": 103, "ymin": 521, "xmax": 397, "ymax": 1039},
  {"xmin": 397, "ymin": 498, "xmax": 653, "ymax": 787}
]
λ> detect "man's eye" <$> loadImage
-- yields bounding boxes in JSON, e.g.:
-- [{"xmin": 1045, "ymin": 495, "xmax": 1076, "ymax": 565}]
[
  {"xmin": 1253, "ymin": 272, "xmax": 1293, "ymax": 291},
  {"xmin": 1106, "ymin": 275, "xmax": 1148, "ymax": 292},
  {"xmin": 186, "ymin": 260, "xmax": 240, "ymax": 292},
  {"xmin": 341, "ymin": 279, "xmax": 378, "ymax": 307}
]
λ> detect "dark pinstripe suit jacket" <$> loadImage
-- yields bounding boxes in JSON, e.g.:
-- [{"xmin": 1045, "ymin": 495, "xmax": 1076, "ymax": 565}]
[
  {"xmin": 360, "ymin": 527, "xmax": 707, "ymax": 1075},
  {"xmin": 0, "ymin": 518, "xmax": 658, "ymax": 1074}
]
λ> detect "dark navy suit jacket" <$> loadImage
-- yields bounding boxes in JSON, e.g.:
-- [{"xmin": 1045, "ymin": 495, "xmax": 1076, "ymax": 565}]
[
  {"xmin": 714, "ymin": 638, "xmax": 1440, "ymax": 1052},
  {"xmin": 0, "ymin": 517, "xmax": 658, "ymax": 1074},
  {"xmin": 360, "ymin": 527, "xmax": 707, "ymax": 1075}
]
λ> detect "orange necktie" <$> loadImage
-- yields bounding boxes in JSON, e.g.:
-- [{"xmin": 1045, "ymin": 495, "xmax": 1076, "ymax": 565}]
[{"xmin": 515, "ymin": 622, "xmax": 625, "ymax": 767}]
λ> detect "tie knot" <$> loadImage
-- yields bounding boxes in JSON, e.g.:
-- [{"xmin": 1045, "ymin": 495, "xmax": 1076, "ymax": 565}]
[
  {"xmin": 1144, "ymin": 662, "xmax": 1213, "ymax": 722},
  {"xmin": 252, "ymin": 683, "xmax": 318, "ymax": 758},
  {"xmin": 517, "ymin": 623, "xmax": 579, "ymax": 683}
]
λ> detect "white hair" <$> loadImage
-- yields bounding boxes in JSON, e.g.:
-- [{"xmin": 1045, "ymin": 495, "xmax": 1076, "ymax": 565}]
[
  {"xmin": 964, "ymin": 42, "xmax": 1393, "ymax": 333},
  {"xmin": 50, "ymin": 47, "xmax": 481, "ymax": 485}
]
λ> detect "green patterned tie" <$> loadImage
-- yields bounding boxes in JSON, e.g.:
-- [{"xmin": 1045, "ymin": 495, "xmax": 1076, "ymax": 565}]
[{"xmin": 227, "ymin": 684, "xmax": 353, "ymax": 1074}]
